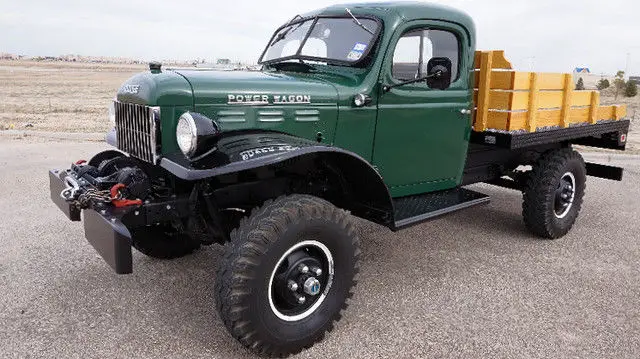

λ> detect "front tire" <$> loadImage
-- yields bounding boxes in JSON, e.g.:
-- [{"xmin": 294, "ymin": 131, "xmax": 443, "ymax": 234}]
[
  {"xmin": 215, "ymin": 195, "xmax": 360, "ymax": 357},
  {"xmin": 522, "ymin": 148, "xmax": 586, "ymax": 239}
]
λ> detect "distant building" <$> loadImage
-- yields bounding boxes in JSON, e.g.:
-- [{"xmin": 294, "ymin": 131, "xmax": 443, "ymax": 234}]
[
  {"xmin": 629, "ymin": 76, "xmax": 640, "ymax": 85},
  {"xmin": 572, "ymin": 67, "xmax": 607, "ymax": 89}
]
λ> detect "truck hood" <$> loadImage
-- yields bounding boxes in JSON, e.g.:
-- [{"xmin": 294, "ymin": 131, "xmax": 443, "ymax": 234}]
[
  {"xmin": 172, "ymin": 69, "xmax": 339, "ymax": 106},
  {"xmin": 169, "ymin": 69, "xmax": 340, "ymax": 145}
]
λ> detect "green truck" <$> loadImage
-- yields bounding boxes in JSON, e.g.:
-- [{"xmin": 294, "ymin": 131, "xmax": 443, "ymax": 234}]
[{"xmin": 49, "ymin": 2, "xmax": 630, "ymax": 356}]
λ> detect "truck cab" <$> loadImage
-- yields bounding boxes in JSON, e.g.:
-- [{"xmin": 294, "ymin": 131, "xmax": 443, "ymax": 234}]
[{"xmin": 49, "ymin": 2, "xmax": 630, "ymax": 357}]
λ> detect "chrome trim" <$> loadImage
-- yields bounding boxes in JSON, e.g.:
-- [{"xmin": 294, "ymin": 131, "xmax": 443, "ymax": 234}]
[{"xmin": 114, "ymin": 101, "xmax": 159, "ymax": 164}]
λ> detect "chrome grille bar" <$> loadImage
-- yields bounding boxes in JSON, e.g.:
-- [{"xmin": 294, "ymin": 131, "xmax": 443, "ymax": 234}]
[{"xmin": 114, "ymin": 101, "xmax": 158, "ymax": 163}]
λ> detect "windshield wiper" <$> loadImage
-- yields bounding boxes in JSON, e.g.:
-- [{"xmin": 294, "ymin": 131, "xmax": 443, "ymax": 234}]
[
  {"xmin": 345, "ymin": 8, "xmax": 373, "ymax": 35},
  {"xmin": 270, "ymin": 15, "xmax": 304, "ymax": 47}
]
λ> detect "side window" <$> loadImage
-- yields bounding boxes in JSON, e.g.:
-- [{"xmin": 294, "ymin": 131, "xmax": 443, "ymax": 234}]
[{"xmin": 392, "ymin": 28, "xmax": 459, "ymax": 83}]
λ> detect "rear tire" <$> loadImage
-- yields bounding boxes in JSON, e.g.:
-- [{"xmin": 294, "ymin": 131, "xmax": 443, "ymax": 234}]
[
  {"xmin": 215, "ymin": 194, "xmax": 360, "ymax": 357},
  {"xmin": 522, "ymin": 148, "xmax": 586, "ymax": 239},
  {"xmin": 131, "ymin": 225, "xmax": 200, "ymax": 259}
]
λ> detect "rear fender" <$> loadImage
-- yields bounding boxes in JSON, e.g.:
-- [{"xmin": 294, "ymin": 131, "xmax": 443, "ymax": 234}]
[{"xmin": 160, "ymin": 131, "xmax": 394, "ymax": 227}]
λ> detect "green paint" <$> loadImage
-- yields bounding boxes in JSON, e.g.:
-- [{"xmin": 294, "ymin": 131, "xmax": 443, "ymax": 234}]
[{"xmin": 114, "ymin": 2, "xmax": 477, "ymax": 198}]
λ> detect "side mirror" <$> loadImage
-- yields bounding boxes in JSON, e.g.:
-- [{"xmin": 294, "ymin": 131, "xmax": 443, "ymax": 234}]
[{"xmin": 426, "ymin": 57, "xmax": 452, "ymax": 90}]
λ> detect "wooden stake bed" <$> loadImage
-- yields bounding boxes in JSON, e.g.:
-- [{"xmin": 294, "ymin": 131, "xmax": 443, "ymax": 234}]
[{"xmin": 472, "ymin": 50, "xmax": 627, "ymax": 133}]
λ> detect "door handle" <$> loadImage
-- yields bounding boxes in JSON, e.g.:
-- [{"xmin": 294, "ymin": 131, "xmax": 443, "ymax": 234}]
[{"xmin": 460, "ymin": 109, "xmax": 472, "ymax": 115}]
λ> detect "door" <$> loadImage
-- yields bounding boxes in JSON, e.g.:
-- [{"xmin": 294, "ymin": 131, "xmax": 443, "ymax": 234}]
[{"xmin": 373, "ymin": 21, "xmax": 473, "ymax": 198}]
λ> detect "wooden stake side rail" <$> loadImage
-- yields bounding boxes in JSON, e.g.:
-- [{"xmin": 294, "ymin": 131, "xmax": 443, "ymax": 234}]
[{"xmin": 472, "ymin": 50, "xmax": 627, "ymax": 132}]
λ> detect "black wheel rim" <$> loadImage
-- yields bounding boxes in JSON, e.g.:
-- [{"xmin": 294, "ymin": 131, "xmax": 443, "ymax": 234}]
[
  {"xmin": 554, "ymin": 172, "xmax": 576, "ymax": 219},
  {"xmin": 268, "ymin": 240, "xmax": 334, "ymax": 321}
]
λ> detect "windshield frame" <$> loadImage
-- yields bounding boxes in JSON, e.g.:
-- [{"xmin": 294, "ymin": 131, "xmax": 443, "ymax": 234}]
[{"xmin": 258, "ymin": 15, "xmax": 383, "ymax": 67}]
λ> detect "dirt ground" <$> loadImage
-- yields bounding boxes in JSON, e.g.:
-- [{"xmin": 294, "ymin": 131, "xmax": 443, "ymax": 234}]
[{"xmin": 0, "ymin": 60, "xmax": 638, "ymax": 151}]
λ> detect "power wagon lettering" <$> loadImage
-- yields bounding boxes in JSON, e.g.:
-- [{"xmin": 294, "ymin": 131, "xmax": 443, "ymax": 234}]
[{"xmin": 228, "ymin": 94, "xmax": 311, "ymax": 105}]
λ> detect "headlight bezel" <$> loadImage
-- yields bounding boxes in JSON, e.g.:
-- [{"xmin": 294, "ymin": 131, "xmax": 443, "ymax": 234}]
[
  {"xmin": 176, "ymin": 112, "xmax": 220, "ymax": 159},
  {"xmin": 176, "ymin": 112, "xmax": 198, "ymax": 157}
]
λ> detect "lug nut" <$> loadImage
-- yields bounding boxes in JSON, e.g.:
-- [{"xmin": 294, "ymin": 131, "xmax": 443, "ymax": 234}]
[
  {"xmin": 298, "ymin": 264, "xmax": 309, "ymax": 274},
  {"xmin": 288, "ymin": 280, "xmax": 298, "ymax": 292},
  {"xmin": 297, "ymin": 295, "xmax": 306, "ymax": 304},
  {"xmin": 312, "ymin": 267, "xmax": 322, "ymax": 276}
]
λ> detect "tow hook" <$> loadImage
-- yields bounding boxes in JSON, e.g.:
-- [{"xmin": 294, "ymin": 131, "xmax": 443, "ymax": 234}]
[
  {"xmin": 110, "ymin": 183, "xmax": 143, "ymax": 208},
  {"xmin": 60, "ymin": 176, "xmax": 81, "ymax": 201}
]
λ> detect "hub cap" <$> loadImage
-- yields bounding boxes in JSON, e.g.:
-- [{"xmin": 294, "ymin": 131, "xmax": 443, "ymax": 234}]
[
  {"xmin": 268, "ymin": 240, "xmax": 334, "ymax": 322},
  {"xmin": 554, "ymin": 172, "xmax": 576, "ymax": 219}
]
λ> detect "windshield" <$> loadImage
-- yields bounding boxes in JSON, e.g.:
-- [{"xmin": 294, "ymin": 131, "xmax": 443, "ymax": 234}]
[{"xmin": 260, "ymin": 17, "xmax": 380, "ymax": 65}]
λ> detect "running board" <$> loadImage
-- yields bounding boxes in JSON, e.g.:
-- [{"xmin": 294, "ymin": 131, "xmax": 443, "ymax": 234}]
[{"xmin": 392, "ymin": 188, "xmax": 490, "ymax": 231}]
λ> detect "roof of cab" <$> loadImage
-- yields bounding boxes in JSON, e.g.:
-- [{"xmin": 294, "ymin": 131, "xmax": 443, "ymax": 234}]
[{"xmin": 303, "ymin": 1, "xmax": 475, "ymax": 33}]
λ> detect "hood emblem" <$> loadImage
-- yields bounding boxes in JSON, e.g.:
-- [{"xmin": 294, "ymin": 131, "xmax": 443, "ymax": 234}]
[
  {"xmin": 121, "ymin": 84, "xmax": 140, "ymax": 94},
  {"xmin": 228, "ymin": 94, "xmax": 311, "ymax": 105}
]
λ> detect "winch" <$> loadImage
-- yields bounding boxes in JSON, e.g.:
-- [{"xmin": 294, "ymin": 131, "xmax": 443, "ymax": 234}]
[{"xmin": 60, "ymin": 158, "xmax": 151, "ymax": 210}]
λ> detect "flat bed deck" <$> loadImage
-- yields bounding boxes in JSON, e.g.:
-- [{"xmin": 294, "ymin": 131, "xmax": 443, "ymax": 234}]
[{"xmin": 470, "ymin": 119, "xmax": 630, "ymax": 150}]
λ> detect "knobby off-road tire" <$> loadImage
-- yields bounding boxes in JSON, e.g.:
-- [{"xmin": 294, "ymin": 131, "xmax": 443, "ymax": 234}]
[
  {"xmin": 215, "ymin": 194, "xmax": 360, "ymax": 357},
  {"xmin": 131, "ymin": 225, "xmax": 201, "ymax": 259},
  {"xmin": 523, "ymin": 148, "xmax": 586, "ymax": 239}
]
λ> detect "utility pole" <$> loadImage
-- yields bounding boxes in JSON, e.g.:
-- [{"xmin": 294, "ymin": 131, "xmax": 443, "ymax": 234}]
[{"xmin": 625, "ymin": 52, "xmax": 630, "ymax": 79}]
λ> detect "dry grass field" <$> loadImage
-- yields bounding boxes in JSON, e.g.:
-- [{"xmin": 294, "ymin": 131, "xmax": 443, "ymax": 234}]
[
  {"xmin": 0, "ymin": 60, "xmax": 144, "ymax": 133},
  {"xmin": 0, "ymin": 59, "xmax": 638, "ymax": 152}
]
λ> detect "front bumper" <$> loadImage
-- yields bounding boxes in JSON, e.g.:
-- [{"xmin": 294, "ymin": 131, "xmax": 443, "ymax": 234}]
[{"xmin": 49, "ymin": 169, "xmax": 133, "ymax": 274}]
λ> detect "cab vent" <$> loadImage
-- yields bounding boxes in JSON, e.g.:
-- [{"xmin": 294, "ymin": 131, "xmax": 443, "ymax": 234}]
[
  {"xmin": 217, "ymin": 110, "xmax": 246, "ymax": 123},
  {"xmin": 295, "ymin": 109, "xmax": 320, "ymax": 122}
]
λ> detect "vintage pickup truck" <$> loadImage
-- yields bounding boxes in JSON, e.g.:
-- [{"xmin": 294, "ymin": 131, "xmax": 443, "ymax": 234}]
[{"xmin": 48, "ymin": 2, "xmax": 629, "ymax": 356}]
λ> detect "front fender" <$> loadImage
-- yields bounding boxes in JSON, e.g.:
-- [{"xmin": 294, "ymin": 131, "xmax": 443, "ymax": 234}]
[{"xmin": 159, "ymin": 131, "xmax": 394, "ymax": 226}]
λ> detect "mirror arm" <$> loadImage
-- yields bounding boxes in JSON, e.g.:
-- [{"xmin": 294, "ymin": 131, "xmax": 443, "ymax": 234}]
[{"xmin": 382, "ymin": 70, "xmax": 442, "ymax": 93}]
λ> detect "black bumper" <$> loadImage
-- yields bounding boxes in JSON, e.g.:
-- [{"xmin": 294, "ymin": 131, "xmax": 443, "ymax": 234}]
[{"xmin": 49, "ymin": 170, "xmax": 133, "ymax": 274}]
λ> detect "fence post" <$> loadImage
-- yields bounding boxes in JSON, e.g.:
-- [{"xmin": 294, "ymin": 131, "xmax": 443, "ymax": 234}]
[
  {"xmin": 526, "ymin": 73, "xmax": 539, "ymax": 132},
  {"xmin": 474, "ymin": 51, "xmax": 493, "ymax": 132},
  {"xmin": 560, "ymin": 73, "xmax": 573, "ymax": 127}
]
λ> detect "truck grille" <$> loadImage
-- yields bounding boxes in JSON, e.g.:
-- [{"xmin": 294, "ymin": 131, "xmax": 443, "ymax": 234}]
[{"xmin": 114, "ymin": 101, "xmax": 159, "ymax": 163}]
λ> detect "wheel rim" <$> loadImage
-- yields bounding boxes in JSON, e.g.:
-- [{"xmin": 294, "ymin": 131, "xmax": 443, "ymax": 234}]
[
  {"xmin": 554, "ymin": 172, "xmax": 576, "ymax": 219},
  {"xmin": 268, "ymin": 240, "xmax": 334, "ymax": 322}
]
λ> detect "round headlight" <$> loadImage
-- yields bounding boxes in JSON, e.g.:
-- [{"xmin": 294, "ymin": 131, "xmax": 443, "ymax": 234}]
[
  {"xmin": 108, "ymin": 101, "xmax": 116, "ymax": 126},
  {"xmin": 176, "ymin": 113, "xmax": 197, "ymax": 156},
  {"xmin": 176, "ymin": 112, "xmax": 220, "ymax": 159}
]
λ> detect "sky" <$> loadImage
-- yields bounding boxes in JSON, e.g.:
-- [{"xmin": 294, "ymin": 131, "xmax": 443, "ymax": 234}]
[{"xmin": 1, "ymin": 0, "xmax": 639, "ymax": 75}]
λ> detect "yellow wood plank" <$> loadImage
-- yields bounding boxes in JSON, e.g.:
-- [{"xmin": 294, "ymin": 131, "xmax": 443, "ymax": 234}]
[
  {"xmin": 505, "ymin": 111, "xmax": 527, "ymax": 131},
  {"xmin": 525, "ymin": 73, "xmax": 539, "ymax": 132},
  {"xmin": 569, "ymin": 107, "xmax": 590, "ymax": 124},
  {"xmin": 537, "ymin": 73, "xmax": 565, "ymax": 90},
  {"xmin": 571, "ymin": 91, "xmax": 593, "ymax": 107},
  {"xmin": 486, "ymin": 111, "xmax": 509, "ymax": 130},
  {"xmin": 498, "ymin": 90, "xmax": 592, "ymax": 111},
  {"xmin": 486, "ymin": 91, "xmax": 513, "ymax": 110},
  {"xmin": 589, "ymin": 92, "xmax": 600, "ymax": 124},
  {"xmin": 474, "ymin": 51, "xmax": 493, "ymax": 132},
  {"xmin": 536, "ymin": 109, "xmax": 562, "ymax": 128},
  {"xmin": 474, "ymin": 50, "xmax": 513, "ymax": 69},
  {"xmin": 475, "ymin": 104, "xmax": 627, "ymax": 132},
  {"xmin": 598, "ymin": 106, "xmax": 614, "ymax": 120},
  {"xmin": 560, "ymin": 74, "xmax": 573, "ymax": 128},
  {"xmin": 474, "ymin": 71, "xmax": 516, "ymax": 90},
  {"xmin": 614, "ymin": 105, "xmax": 626, "ymax": 120},
  {"xmin": 474, "ymin": 71, "xmax": 567, "ymax": 91}
]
